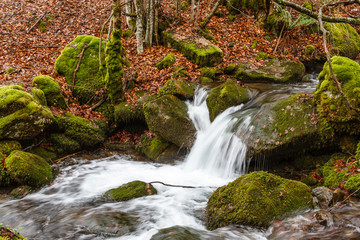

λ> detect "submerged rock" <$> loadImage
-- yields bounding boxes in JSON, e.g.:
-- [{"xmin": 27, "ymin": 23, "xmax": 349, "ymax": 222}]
[
  {"xmin": 5, "ymin": 150, "xmax": 53, "ymax": 187},
  {"xmin": 54, "ymin": 35, "xmax": 106, "ymax": 104},
  {"xmin": 143, "ymin": 95, "xmax": 196, "ymax": 148},
  {"xmin": 0, "ymin": 85, "xmax": 54, "ymax": 140},
  {"xmin": 32, "ymin": 75, "xmax": 67, "ymax": 109},
  {"xmin": 104, "ymin": 180, "xmax": 157, "ymax": 201},
  {"xmin": 234, "ymin": 59, "xmax": 305, "ymax": 83},
  {"xmin": 162, "ymin": 31, "xmax": 223, "ymax": 67},
  {"xmin": 206, "ymin": 171, "xmax": 313, "ymax": 229},
  {"xmin": 312, "ymin": 186, "xmax": 333, "ymax": 207},
  {"xmin": 206, "ymin": 79, "xmax": 249, "ymax": 121},
  {"xmin": 314, "ymin": 56, "xmax": 360, "ymax": 135},
  {"xmin": 150, "ymin": 226, "xmax": 201, "ymax": 240}
]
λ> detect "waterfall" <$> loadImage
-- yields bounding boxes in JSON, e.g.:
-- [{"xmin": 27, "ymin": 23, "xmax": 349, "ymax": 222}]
[{"xmin": 184, "ymin": 88, "xmax": 251, "ymax": 179}]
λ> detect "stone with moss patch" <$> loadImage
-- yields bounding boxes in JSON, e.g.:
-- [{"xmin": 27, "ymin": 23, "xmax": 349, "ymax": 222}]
[
  {"xmin": 150, "ymin": 226, "xmax": 201, "ymax": 240},
  {"xmin": 314, "ymin": 56, "xmax": 360, "ymax": 135},
  {"xmin": 158, "ymin": 78, "xmax": 195, "ymax": 99},
  {"xmin": 54, "ymin": 113, "xmax": 105, "ymax": 149},
  {"xmin": 344, "ymin": 174, "xmax": 360, "ymax": 197},
  {"xmin": 5, "ymin": 150, "xmax": 52, "ymax": 187},
  {"xmin": 206, "ymin": 80, "xmax": 249, "ymax": 121},
  {"xmin": 135, "ymin": 134, "xmax": 170, "ymax": 161},
  {"xmin": 305, "ymin": 45, "xmax": 315, "ymax": 56},
  {"xmin": 0, "ymin": 85, "xmax": 54, "ymax": 140},
  {"xmin": 9, "ymin": 185, "xmax": 33, "ymax": 199},
  {"xmin": 0, "ymin": 140, "xmax": 22, "ymax": 155},
  {"xmin": 28, "ymin": 147, "xmax": 58, "ymax": 163},
  {"xmin": 206, "ymin": 171, "xmax": 312, "ymax": 229},
  {"xmin": 32, "ymin": 75, "xmax": 67, "ymax": 109},
  {"xmin": 325, "ymin": 23, "xmax": 360, "ymax": 59},
  {"xmin": 156, "ymin": 53, "xmax": 176, "ymax": 70},
  {"xmin": 54, "ymin": 35, "xmax": 107, "ymax": 105},
  {"xmin": 143, "ymin": 95, "xmax": 196, "ymax": 148},
  {"xmin": 322, "ymin": 153, "xmax": 350, "ymax": 189},
  {"xmin": 114, "ymin": 101, "xmax": 146, "ymax": 127},
  {"xmin": 234, "ymin": 59, "xmax": 305, "ymax": 83},
  {"xmin": 162, "ymin": 32, "xmax": 223, "ymax": 67},
  {"xmin": 104, "ymin": 180, "xmax": 157, "ymax": 201},
  {"xmin": 48, "ymin": 133, "xmax": 81, "ymax": 154}
]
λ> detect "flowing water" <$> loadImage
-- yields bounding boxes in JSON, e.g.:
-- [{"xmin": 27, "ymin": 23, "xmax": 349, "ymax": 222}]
[{"xmin": 1, "ymin": 75, "xmax": 360, "ymax": 239}]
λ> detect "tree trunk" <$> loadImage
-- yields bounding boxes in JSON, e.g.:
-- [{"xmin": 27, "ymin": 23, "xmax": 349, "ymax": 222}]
[
  {"xmin": 154, "ymin": 0, "xmax": 159, "ymax": 44},
  {"xmin": 201, "ymin": 0, "xmax": 221, "ymax": 28},
  {"xmin": 191, "ymin": 0, "xmax": 195, "ymax": 22},
  {"xmin": 134, "ymin": 0, "xmax": 144, "ymax": 53},
  {"xmin": 125, "ymin": 0, "xmax": 133, "ymax": 27},
  {"xmin": 149, "ymin": 0, "xmax": 154, "ymax": 46}
]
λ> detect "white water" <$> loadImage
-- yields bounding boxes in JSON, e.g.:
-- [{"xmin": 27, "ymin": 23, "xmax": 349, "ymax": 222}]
[{"xmin": 0, "ymin": 76, "xmax": 321, "ymax": 239}]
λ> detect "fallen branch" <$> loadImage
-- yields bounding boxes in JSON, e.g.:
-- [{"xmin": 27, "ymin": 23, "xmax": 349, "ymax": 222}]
[
  {"xmin": 90, "ymin": 98, "xmax": 105, "ymax": 111},
  {"xmin": 27, "ymin": 1, "xmax": 61, "ymax": 33},
  {"xmin": 72, "ymin": 43, "xmax": 89, "ymax": 91},
  {"xmin": 273, "ymin": 22, "xmax": 286, "ymax": 54},
  {"xmin": 54, "ymin": 151, "xmax": 82, "ymax": 163},
  {"xmin": 22, "ymin": 139, "xmax": 44, "ymax": 151},
  {"xmin": 149, "ymin": 181, "xmax": 215, "ymax": 189}
]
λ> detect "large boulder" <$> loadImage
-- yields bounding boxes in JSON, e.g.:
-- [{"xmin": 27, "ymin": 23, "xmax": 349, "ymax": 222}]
[
  {"xmin": 206, "ymin": 79, "xmax": 249, "ymax": 121},
  {"xmin": 32, "ymin": 75, "xmax": 67, "ymax": 109},
  {"xmin": 206, "ymin": 171, "xmax": 313, "ymax": 229},
  {"xmin": 0, "ymin": 85, "xmax": 54, "ymax": 140},
  {"xmin": 248, "ymin": 93, "xmax": 328, "ymax": 160},
  {"xmin": 103, "ymin": 180, "xmax": 157, "ymax": 201},
  {"xmin": 4, "ymin": 150, "xmax": 53, "ymax": 187},
  {"xmin": 234, "ymin": 59, "xmax": 306, "ymax": 83},
  {"xmin": 54, "ymin": 35, "xmax": 106, "ymax": 105},
  {"xmin": 143, "ymin": 95, "xmax": 196, "ymax": 148},
  {"xmin": 325, "ymin": 23, "xmax": 360, "ymax": 59},
  {"xmin": 54, "ymin": 113, "xmax": 106, "ymax": 148},
  {"xmin": 162, "ymin": 31, "xmax": 223, "ymax": 67},
  {"xmin": 314, "ymin": 56, "xmax": 360, "ymax": 135},
  {"xmin": 158, "ymin": 78, "xmax": 195, "ymax": 99}
]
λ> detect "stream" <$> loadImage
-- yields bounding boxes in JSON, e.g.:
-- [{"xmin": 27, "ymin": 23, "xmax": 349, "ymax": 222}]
[{"xmin": 1, "ymin": 75, "xmax": 360, "ymax": 239}]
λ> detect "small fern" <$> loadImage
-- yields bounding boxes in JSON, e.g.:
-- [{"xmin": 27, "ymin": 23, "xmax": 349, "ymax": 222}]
[{"xmin": 274, "ymin": 3, "xmax": 317, "ymax": 29}]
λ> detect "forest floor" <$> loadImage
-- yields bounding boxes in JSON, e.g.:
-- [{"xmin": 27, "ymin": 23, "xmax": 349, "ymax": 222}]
[{"xmin": 0, "ymin": 0, "xmax": 326, "ymax": 118}]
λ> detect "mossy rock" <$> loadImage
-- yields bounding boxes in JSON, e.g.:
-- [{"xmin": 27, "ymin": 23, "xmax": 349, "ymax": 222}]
[
  {"xmin": 143, "ymin": 95, "xmax": 196, "ymax": 148},
  {"xmin": 28, "ymin": 147, "xmax": 57, "ymax": 163},
  {"xmin": 104, "ymin": 180, "xmax": 157, "ymax": 201},
  {"xmin": 150, "ymin": 226, "xmax": 201, "ymax": 240},
  {"xmin": 314, "ymin": 56, "xmax": 360, "ymax": 135},
  {"xmin": 54, "ymin": 113, "xmax": 106, "ymax": 148},
  {"xmin": 158, "ymin": 78, "xmax": 195, "ymax": 99},
  {"xmin": 96, "ymin": 102, "xmax": 115, "ymax": 123},
  {"xmin": 223, "ymin": 64, "xmax": 237, "ymax": 74},
  {"xmin": 9, "ymin": 185, "xmax": 33, "ymax": 199},
  {"xmin": 156, "ymin": 53, "xmax": 176, "ymax": 70},
  {"xmin": 32, "ymin": 75, "xmax": 67, "ymax": 109},
  {"xmin": 249, "ymin": 93, "xmax": 330, "ymax": 161},
  {"xmin": 344, "ymin": 174, "xmax": 360, "ymax": 197},
  {"xmin": 48, "ymin": 133, "xmax": 81, "ymax": 154},
  {"xmin": 322, "ymin": 153, "xmax": 350, "ymax": 189},
  {"xmin": 226, "ymin": 0, "xmax": 269, "ymax": 14},
  {"xmin": 325, "ymin": 23, "xmax": 360, "ymax": 59},
  {"xmin": 0, "ymin": 140, "xmax": 22, "ymax": 155},
  {"xmin": 5, "ymin": 150, "xmax": 53, "ymax": 187},
  {"xmin": 135, "ymin": 134, "xmax": 170, "ymax": 161},
  {"xmin": 206, "ymin": 79, "xmax": 249, "ymax": 121},
  {"xmin": 0, "ymin": 85, "xmax": 54, "ymax": 140},
  {"xmin": 0, "ymin": 152, "xmax": 12, "ymax": 187},
  {"xmin": 114, "ymin": 101, "xmax": 145, "ymax": 126},
  {"xmin": 54, "ymin": 35, "xmax": 107, "ymax": 105},
  {"xmin": 206, "ymin": 171, "xmax": 312, "ymax": 229},
  {"xmin": 162, "ymin": 31, "xmax": 223, "ymax": 67},
  {"xmin": 234, "ymin": 59, "xmax": 305, "ymax": 83},
  {"xmin": 0, "ymin": 226, "xmax": 28, "ymax": 240},
  {"xmin": 201, "ymin": 67, "xmax": 221, "ymax": 80},
  {"xmin": 30, "ymin": 88, "xmax": 47, "ymax": 106},
  {"xmin": 172, "ymin": 66, "xmax": 188, "ymax": 78}
]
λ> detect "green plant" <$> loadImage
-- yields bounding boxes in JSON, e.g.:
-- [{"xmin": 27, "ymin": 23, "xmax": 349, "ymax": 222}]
[{"xmin": 274, "ymin": 3, "xmax": 317, "ymax": 29}]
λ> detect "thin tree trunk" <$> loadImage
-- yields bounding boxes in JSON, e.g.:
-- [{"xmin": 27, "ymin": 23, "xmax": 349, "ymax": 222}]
[
  {"xmin": 134, "ymin": 0, "xmax": 144, "ymax": 53},
  {"xmin": 201, "ymin": 0, "xmax": 221, "ymax": 28},
  {"xmin": 154, "ymin": 0, "xmax": 159, "ymax": 45},
  {"xmin": 176, "ymin": 0, "xmax": 182, "ymax": 24},
  {"xmin": 195, "ymin": 0, "xmax": 202, "ymax": 27},
  {"xmin": 149, "ymin": 0, "xmax": 154, "ymax": 46},
  {"xmin": 190, "ymin": 0, "xmax": 195, "ymax": 22},
  {"xmin": 125, "ymin": 0, "xmax": 133, "ymax": 27}
]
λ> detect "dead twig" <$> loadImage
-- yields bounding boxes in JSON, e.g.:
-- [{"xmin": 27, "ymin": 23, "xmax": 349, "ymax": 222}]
[
  {"xmin": 27, "ymin": 1, "xmax": 61, "ymax": 34},
  {"xmin": 72, "ymin": 43, "xmax": 89, "ymax": 91},
  {"xmin": 149, "ymin": 181, "xmax": 215, "ymax": 189},
  {"xmin": 54, "ymin": 151, "xmax": 82, "ymax": 163},
  {"xmin": 90, "ymin": 98, "xmax": 105, "ymax": 111}
]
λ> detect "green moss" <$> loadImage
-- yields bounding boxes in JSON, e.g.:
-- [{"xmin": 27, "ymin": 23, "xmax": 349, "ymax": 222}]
[
  {"xmin": 228, "ymin": 14, "xmax": 235, "ymax": 21},
  {"xmin": 39, "ymin": 19, "xmax": 46, "ymax": 32},
  {"xmin": 6, "ymin": 68, "xmax": 14, "ymax": 75},
  {"xmin": 344, "ymin": 174, "xmax": 360, "ymax": 197},
  {"xmin": 32, "ymin": 75, "xmax": 67, "ymax": 109},
  {"xmin": 54, "ymin": 113, "xmax": 105, "ymax": 148},
  {"xmin": 325, "ymin": 23, "xmax": 360, "ymax": 59},
  {"xmin": 200, "ymin": 76, "xmax": 213, "ymax": 83},
  {"xmin": 172, "ymin": 66, "xmax": 188, "ymax": 78},
  {"xmin": 135, "ymin": 134, "xmax": 170, "ymax": 160},
  {"xmin": 206, "ymin": 171, "xmax": 312, "ymax": 229},
  {"xmin": 104, "ymin": 180, "xmax": 157, "ymax": 201},
  {"xmin": 180, "ymin": 1, "xmax": 189, "ymax": 10},
  {"xmin": 0, "ymin": 226, "xmax": 28, "ymax": 240},
  {"xmin": 201, "ymin": 68, "xmax": 220, "ymax": 79},
  {"xmin": 322, "ymin": 153, "xmax": 349, "ymax": 188},
  {"xmin": 49, "ymin": 133, "xmax": 81, "ymax": 154},
  {"xmin": 123, "ymin": 29, "xmax": 133, "ymax": 38},
  {"xmin": 156, "ymin": 53, "xmax": 176, "ymax": 70},
  {"xmin": 197, "ymin": 28, "xmax": 217, "ymax": 43},
  {"xmin": 256, "ymin": 52, "xmax": 270, "ymax": 60},
  {"xmin": 158, "ymin": 78, "xmax": 195, "ymax": 99},
  {"xmin": 143, "ymin": 95, "xmax": 196, "ymax": 148},
  {"xmin": 30, "ymin": 88, "xmax": 47, "ymax": 106},
  {"xmin": 0, "ymin": 85, "xmax": 54, "ymax": 140},
  {"xmin": 0, "ymin": 152, "xmax": 12, "ymax": 186},
  {"xmin": 206, "ymin": 79, "xmax": 249, "ymax": 121},
  {"xmin": 226, "ymin": 0, "xmax": 268, "ymax": 14},
  {"xmin": 54, "ymin": 35, "xmax": 107, "ymax": 105},
  {"xmin": 314, "ymin": 56, "xmax": 360, "ymax": 135},
  {"xmin": 223, "ymin": 64, "xmax": 237, "ymax": 74},
  {"xmin": 0, "ymin": 140, "xmax": 22, "ymax": 155},
  {"xmin": 5, "ymin": 150, "xmax": 53, "ymax": 187},
  {"xmin": 114, "ymin": 101, "xmax": 145, "ymax": 125},
  {"xmin": 28, "ymin": 147, "xmax": 57, "ymax": 163},
  {"xmin": 162, "ymin": 31, "xmax": 223, "ymax": 67},
  {"xmin": 9, "ymin": 185, "xmax": 33, "ymax": 199},
  {"xmin": 251, "ymin": 40, "xmax": 257, "ymax": 49},
  {"xmin": 305, "ymin": 45, "xmax": 315, "ymax": 56}
]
